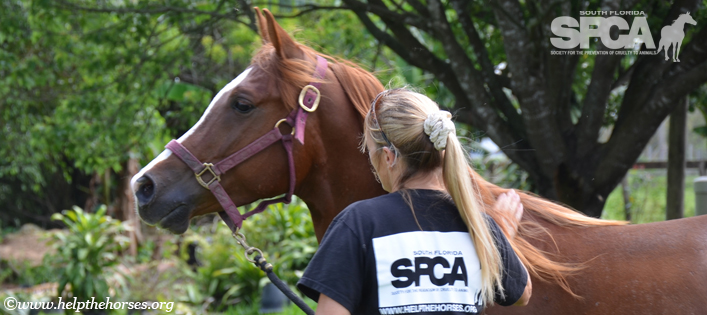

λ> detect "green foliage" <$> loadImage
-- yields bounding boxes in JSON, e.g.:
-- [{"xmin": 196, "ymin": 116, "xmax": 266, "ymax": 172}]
[
  {"xmin": 176, "ymin": 198, "xmax": 317, "ymax": 311},
  {"xmin": 48, "ymin": 205, "xmax": 129, "ymax": 301},
  {"xmin": 0, "ymin": 259, "xmax": 55, "ymax": 287},
  {"xmin": 602, "ymin": 170, "xmax": 697, "ymax": 223},
  {"xmin": 176, "ymin": 223, "xmax": 262, "ymax": 310},
  {"xmin": 0, "ymin": 0, "xmax": 258, "ymax": 195},
  {"xmin": 690, "ymin": 85, "xmax": 707, "ymax": 139}
]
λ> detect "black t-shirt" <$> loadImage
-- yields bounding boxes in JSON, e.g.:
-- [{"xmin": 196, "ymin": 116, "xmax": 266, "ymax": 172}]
[{"xmin": 297, "ymin": 189, "xmax": 527, "ymax": 315}]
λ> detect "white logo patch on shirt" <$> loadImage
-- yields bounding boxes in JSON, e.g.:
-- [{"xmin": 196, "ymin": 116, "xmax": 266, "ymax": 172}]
[{"xmin": 372, "ymin": 231, "xmax": 483, "ymax": 312}]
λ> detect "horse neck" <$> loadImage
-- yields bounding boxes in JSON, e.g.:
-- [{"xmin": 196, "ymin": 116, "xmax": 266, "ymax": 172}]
[{"xmin": 295, "ymin": 94, "xmax": 386, "ymax": 242}]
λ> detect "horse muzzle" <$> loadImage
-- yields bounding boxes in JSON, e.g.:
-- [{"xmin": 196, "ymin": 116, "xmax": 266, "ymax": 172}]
[{"xmin": 132, "ymin": 172, "xmax": 196, "ymax": 234}]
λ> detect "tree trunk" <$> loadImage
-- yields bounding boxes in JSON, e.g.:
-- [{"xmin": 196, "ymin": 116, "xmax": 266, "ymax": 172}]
[
  {"xmin": 115, "ymin": 158, "xmax": 142, "ymax": 256},
  {"xmin": 667, "ymin": 98, "xmax": 687, "ymax": 220},
  {"xmin": 84, "ymin": 172, "xmax": 101, "ymax": 212},
  {"xmin": 621, "ymin": 176, "xmax": 632, "ymax": 222}
]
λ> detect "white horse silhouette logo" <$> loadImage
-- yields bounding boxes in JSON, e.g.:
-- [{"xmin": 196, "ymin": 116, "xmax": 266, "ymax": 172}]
[{"xmin": 657, "ymin": 12, "xmax": 697, "ymax": 62}]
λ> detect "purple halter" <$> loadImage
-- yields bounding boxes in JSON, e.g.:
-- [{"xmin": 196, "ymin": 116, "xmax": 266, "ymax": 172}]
[{"xmin": 165, "ymin": 56, "xmax": 327, "ymax": 231}]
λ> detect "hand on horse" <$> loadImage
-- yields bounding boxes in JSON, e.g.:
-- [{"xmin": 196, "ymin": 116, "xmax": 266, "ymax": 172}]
[{"xmin": 495, "ymin": 190, "xmax": 524, "ymax": 239}]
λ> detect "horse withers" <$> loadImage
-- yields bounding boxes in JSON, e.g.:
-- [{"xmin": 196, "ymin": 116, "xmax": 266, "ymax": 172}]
[{"xmin": 132, "ymin": 8, "xmax": 707, "ymax": 314}]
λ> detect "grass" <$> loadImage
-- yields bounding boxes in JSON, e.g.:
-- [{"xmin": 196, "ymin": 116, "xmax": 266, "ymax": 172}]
[{"xmin": 601, "ymin": 169, "xmax": 700, "ymax": 224}]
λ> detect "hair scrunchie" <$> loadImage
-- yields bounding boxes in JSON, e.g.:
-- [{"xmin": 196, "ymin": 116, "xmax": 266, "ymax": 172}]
[{"xmin": 423, "ymin": 111, "xmax": 455, "ymax": 150}]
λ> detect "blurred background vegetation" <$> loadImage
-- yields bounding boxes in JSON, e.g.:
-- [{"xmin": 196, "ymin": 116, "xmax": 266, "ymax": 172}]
[{"xmin": 1, "ymin": 0, "xmax": 706, "ymax": 314}]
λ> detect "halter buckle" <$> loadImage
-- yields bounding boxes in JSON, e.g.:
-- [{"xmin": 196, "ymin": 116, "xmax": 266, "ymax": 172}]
[
  {"xmin": 298, "ymin": 85, "xmax": 320, "ymax": 112},
  {"xmin": 195, "ymin": 163, "xmax": 220, "ymax": 189}
]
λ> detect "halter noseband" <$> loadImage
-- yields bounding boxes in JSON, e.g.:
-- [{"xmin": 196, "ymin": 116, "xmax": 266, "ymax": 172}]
[{"xmin": 165, "ymin": 56, "xmax": 327, "ymax": 231}]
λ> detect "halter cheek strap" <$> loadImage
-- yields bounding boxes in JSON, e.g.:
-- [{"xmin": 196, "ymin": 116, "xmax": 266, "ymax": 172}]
[{"xmin": 166, "ymin": 56, "xmax": 327, "ymax": 231}]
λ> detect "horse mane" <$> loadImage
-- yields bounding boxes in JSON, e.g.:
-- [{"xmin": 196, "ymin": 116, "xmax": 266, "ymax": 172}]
[{"xmin": 250, "ymin": 40, "xmax": 626, "ymax": 298}]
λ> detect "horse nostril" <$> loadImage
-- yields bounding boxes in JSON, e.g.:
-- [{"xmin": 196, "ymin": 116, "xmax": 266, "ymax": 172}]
[{"xmin": 135, "ymin": 175, "xmax": 156, "ymax": 207}]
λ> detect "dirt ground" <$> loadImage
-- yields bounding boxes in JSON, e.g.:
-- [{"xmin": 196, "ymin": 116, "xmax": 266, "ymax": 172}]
[
  {"xmin": 0, "ymin": 223, "xmax": 55, "ymax": 266},
  {"xmin": 0, "ymin": 224, "xmax": 182, "ymax": 297}
]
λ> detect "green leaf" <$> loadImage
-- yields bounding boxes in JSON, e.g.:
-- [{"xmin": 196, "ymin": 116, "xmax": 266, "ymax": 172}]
[
  {"xmin": 212, "ymin": 267, "xmax": 239, "ymax": 277},
  {"xmin": 77, "ymin": 248, "xmax": 88, "ymax": 261}
]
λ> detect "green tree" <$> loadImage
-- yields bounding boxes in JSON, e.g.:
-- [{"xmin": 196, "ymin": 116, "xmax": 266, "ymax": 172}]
[
  {"xmin": 336, "ymin": 0, "xmax": 707, "ymax": 216},
  {"xmin": 0, "ymin": 0, "xmax": 417, "ymax": 224},
  {"xmin": 0, "ymin": 0, "xmax": 258, "ymax": 223}
]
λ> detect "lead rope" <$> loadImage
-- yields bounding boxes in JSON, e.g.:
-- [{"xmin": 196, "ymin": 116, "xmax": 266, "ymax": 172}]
[{"xmin": 233, "ymin": 230, "xmax": 316, "ymax": 315}]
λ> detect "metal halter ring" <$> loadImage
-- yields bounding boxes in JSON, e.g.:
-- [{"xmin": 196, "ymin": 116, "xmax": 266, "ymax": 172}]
[
  {"xmin": 298, "ymin": 85, "xmax": 321, "ymax": 112},
  {"xmin": 275, "ymin": 119, "xmax": 295, "ymax": 135},
  {"xmin": 195, "ymin": 163, "xmax": 220, "ymax": 189}
]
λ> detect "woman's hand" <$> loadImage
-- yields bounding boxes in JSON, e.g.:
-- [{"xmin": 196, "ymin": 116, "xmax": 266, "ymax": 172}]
[{"xmin": 495, "ymin": 190, "xmax": 524, "ymax": 239}]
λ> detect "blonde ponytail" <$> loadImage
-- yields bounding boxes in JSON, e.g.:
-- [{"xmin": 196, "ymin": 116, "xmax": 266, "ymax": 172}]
[{"xmin": 443, "ymin": 135, "xmax": 503, "ymax": 305}]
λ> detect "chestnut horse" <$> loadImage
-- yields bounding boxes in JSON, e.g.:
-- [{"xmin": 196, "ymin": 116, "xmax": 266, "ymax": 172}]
[{"xmin": 131, "ymin": 9, "xmax": 707, "ymax": 314}]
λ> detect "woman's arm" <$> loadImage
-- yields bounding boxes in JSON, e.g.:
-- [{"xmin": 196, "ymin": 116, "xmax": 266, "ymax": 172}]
[
  {"xmin": 494, "ymin": 190, "xmax": 532, "ymax": 306},
  {"xmin": 514, "ymin": 265, "xmax": 532, "ymax": 306},
  {"xmin": 316, "ymin": 294, "xmax": 351, "ymax": 315}
]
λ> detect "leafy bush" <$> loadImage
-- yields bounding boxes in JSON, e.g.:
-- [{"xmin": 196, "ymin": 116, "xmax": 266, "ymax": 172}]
[
  {"xmin": 48, "ymin": 205, "xmax": 129, "ymax": 302},
  {"xmin": 177, "ymin": 223, "xmax": 263, "ymax": 310},
  {"xmin": 239, "ymin": 200, "xmax": 318, "ymax": 279},
  {"xmin": 0, "ymin": 259, "xmax": 55, "ymax": 287},
  {"xmin": 180, "ymin": 198, "xmax": 318, "ymax": 311}
]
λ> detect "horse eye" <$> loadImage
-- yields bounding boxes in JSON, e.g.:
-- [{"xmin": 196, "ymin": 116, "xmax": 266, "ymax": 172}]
[{"xmin": 231, "ymin": 100, "xmax": 254, "ymax": 113}]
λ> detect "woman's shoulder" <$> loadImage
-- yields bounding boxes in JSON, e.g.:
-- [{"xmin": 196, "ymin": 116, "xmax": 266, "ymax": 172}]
[{"xmin": 337, "ymin": 192, "xmax": 404, "ymax": 219}]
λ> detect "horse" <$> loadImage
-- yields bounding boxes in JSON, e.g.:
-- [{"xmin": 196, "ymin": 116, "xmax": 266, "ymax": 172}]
[
  {"xmin": 131, "ymin": 9, "xmax": 707, "ymax": 314},
  {"xmin": 657, "ymin": 12, "xmax": 697, "ymax": 62}
]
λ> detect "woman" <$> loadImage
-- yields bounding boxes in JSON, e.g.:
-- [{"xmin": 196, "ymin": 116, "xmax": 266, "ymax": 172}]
[{"xmin": 297, "ymin": 89, "xmax": 531, "ymax": 314}]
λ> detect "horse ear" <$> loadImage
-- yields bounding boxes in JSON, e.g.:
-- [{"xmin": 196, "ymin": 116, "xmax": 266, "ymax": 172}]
[
  {"xmin": 253, "ymin": 7, "xmax": 270, "ymax": 44},
  {"xmin": 262, "ymin": 8, "xmax": 302, "ymax": 59}
]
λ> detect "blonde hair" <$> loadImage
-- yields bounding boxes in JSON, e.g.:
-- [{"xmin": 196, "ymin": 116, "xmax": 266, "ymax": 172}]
[{"xmin": 362, "ymin": 88, "xmax": 504, "ymax": 305}]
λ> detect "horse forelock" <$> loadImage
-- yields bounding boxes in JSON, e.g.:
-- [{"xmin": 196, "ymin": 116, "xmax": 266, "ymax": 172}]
[{"xmin": 250, "ymin": 43, "xmax": 383, "ymax": 120}]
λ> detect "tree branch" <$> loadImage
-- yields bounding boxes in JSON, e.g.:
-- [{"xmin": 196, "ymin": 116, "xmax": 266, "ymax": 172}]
[
  {"xmin": 269, "ymin": 5, "xmax": 350, "ymax": 19},
  {"xmin": 614, "ymin": 0, "xmax": 701, "ymax": 130},
  {"xmin": 666, "ymin": 25, "xmax": 707, "ymax": 76},
  {"xmin": 597, "ymin": 60, "xmax": 707, "ymax": 193},
  {"xmin": 343, "ymin": 0, "xmax": 542, "ymax": 177},
  {"xmin": 610, "ymin": 62, "xmax": 636, "ymax": 91},
  {"xmin": 54, "ymin": 0, "xmax": 249, "ymax": 22},
  {"xmin": 576, "ymin": 55, "xmax": 623, "ymax": 155},
  {"xmin": 238, "ymin": 0, "xmax": 258, "ymax": 32},
  {"xmin": 426, "ymin": 0, "xmax": 526, "ymax": 162},
  {"xmin": 356, "ymin": 3, "xmax": 432, "ymax": 32},
  {"xmin": 342, "ymin": 0, "xmax": 415, "ymax": 65},
  {"xmin": 451, "ymin": 0, "xmax": 526, "ymax": 139},
  {"xmin": 490, "ymin": 0, "xmax": 565, "ymax": 178},
  {"xmin": 608, "ymin": 0, "xmax": 703, "ymax": 177},
  {"xmin": 405, "ymin": 0, "xmax": 430, "ymax": 16}
]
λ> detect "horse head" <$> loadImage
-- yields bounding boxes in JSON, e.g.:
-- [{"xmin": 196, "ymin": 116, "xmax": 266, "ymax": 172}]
[
  {"xmin": 681, "ymin": 12, "xmax": 697, "ymax": 25},
  {"xmin": 130, "ymin": 8, "xmax": 384, "ymax": 238},
  {"xmin": 674, "ymin": 12, "xmax": 697, "ymax": 26}
]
